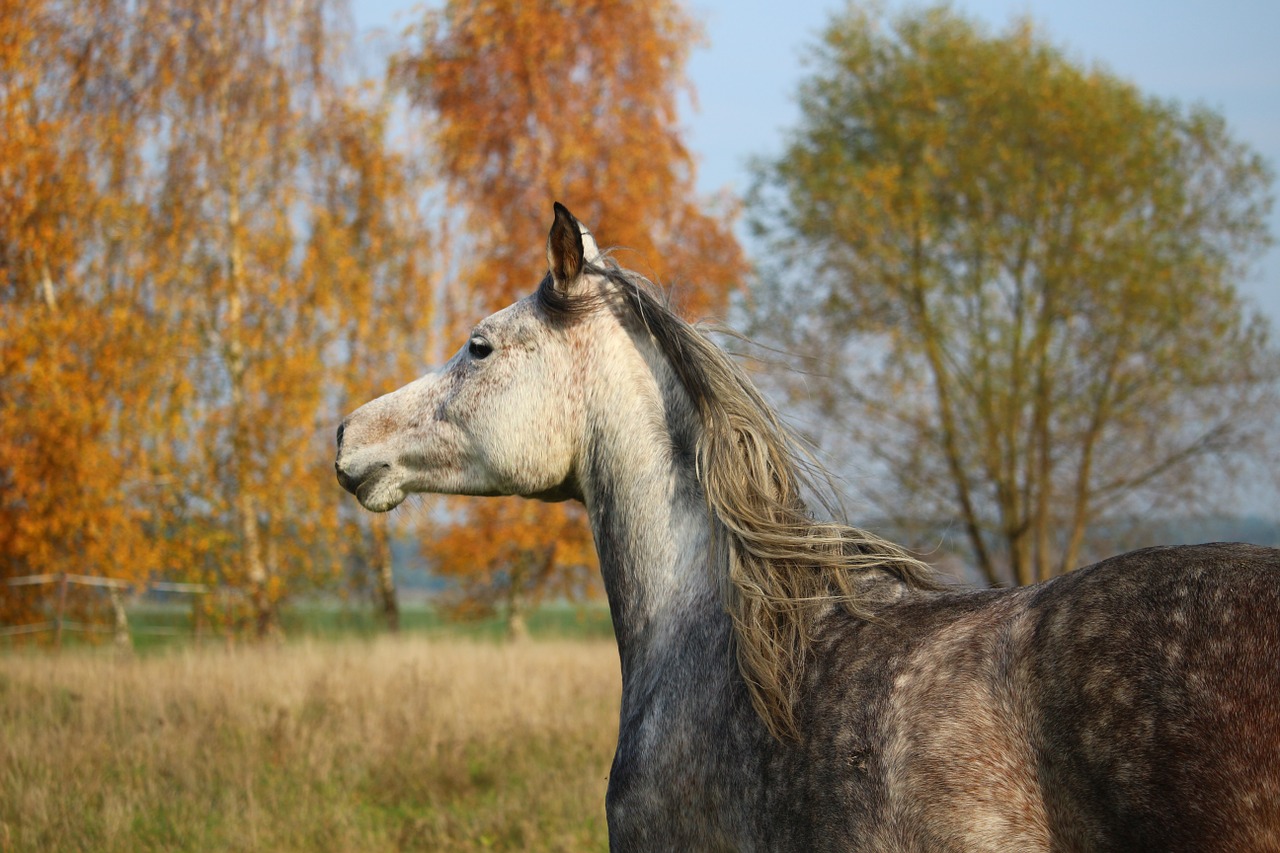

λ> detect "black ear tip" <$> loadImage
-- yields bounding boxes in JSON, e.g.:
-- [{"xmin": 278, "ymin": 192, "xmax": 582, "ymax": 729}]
[{"xmin": 547, "ymin": 201, "xmax": 585, "ymax": 283}]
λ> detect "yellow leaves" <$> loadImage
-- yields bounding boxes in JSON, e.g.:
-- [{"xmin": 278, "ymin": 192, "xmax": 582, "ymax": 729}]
[
  {"xmin": 753, "ymin": 2, "xmax": 1277, "ymax": 585},
  {"xmin": 1, "ymin": 0, "xmax": 439, "ymax": 633},
  {"xmin": 433, "ymin": 497, "xmax": 601, "ymax": 615},
  {"xmin": 0, "ymin": 301, "xmax": 164, "ymax": 590},
  {"xmin": 3, "ymin": 0, "xmax": 744, "ymax": 629}
]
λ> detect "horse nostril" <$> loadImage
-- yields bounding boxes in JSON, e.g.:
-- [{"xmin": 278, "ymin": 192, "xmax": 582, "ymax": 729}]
[{"xmin": 336, "ymin": 422, "xmax": 346, "ymax": 450}]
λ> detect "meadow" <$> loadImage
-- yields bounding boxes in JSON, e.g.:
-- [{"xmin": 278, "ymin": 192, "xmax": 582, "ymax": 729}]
[{"xmin": 0, "ymin": 628, "xmax": 621, "ymax": 852}]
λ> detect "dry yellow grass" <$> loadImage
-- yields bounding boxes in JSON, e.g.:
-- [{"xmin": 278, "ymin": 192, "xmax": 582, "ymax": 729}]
[{"xmin": 0, "ymin": 638, "xmax": 621, "ymax": 852}]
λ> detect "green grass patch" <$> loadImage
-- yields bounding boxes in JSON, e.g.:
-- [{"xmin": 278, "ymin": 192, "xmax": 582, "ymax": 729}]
[{"xmin": 2, "ymin": 600, "xmax": 614, "ymax": 655}]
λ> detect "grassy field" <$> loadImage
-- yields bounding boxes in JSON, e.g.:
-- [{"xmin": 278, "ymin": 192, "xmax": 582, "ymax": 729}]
[{"xmin": 0, "ymin": 636, "xmax": 621, "ymax": 852}]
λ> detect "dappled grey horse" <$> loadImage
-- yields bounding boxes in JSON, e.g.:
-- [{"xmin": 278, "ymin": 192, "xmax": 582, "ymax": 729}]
[{"xmin": 336, "ymin": 203, "xmax": 1280, "ymax": 851}]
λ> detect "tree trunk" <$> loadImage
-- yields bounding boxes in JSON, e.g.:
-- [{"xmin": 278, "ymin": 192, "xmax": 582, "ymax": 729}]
[
  {"xmin": 506, "ymin": 598, "xmax": 529, "ymax": 642},
  {"xmin": 39, "ymin": 263, "xmax": 57, "ymax": 312},
  {"xmin": 53, "ymin": 572, "xmax": 69, "ymax": 650},
  {"xmin": 109, "ymin": 587, "xmax": 132, "ymax": 653},
  {"xmin": 505, "ymin": 560, "xmax": 529, "ymax": 642},
  {"xmin": 1058, "ymin": 347, "xmax": 1119, "ymax": 576},
  {"xmin": 911, "ymin": 272, "xmax": 998, "ymax": 585},
  {"xmin": 370, "ymin": 517, "xmax": 399, "ymax": 633},
  {"xmin": 1009, "ymin": 528, "xmax": 1033, "ymax": 587},
  {"xmin": 241, "ymin": 492, "xmax": 276, "ymax": 640},
  {"xmin": 221, "ymin": 121, "xmax": 276, "ymax": 641}
]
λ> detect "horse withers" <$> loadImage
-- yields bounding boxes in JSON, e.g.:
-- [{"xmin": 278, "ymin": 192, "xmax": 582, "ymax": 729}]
[{"xmin": 336, "ymin": 203, "xmax": 1280, "ymax": 852}]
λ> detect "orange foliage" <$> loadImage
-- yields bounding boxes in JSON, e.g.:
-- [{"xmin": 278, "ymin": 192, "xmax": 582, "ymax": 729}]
[
  {"xmin": 1, "ymin": 0, "xmax": 742, "ymax": 634},
  {"xmin": 1, "ymin": 0, "xmax": 433, "ymax": 634},
  {"xmin": 396, "ymin": 0, "xmax": 745, "ymax": 316},
  {"xmin": 434, "ymin": 500, "xmax": 598, "ymax": 627},
  {"xmin": 394, "ymin": 0, "xmax": 746, "ymax": 620},
  {"xmin": 0, "ymin": 0, "xmax": 165, "ymax": 625}
]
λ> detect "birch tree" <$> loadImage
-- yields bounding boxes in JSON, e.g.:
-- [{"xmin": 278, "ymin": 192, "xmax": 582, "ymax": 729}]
[
  {"xmin": 394, "ymin": 0, "xmax": 746, "ymax": 629},
  {"xmin": 1, "ymin": 0, "xmax": 433, "ymax": 633}
]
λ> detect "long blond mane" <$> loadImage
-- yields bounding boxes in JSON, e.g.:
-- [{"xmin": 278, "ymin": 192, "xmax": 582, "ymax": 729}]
[{"xmin": 541, "ymin": 265, "xmax": 940, "ymax": 741}]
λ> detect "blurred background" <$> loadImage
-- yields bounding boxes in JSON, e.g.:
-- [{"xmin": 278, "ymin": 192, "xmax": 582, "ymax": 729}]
[
  {"xmin": 2, "ymin": 1, "xmax": 1277, "ymax": 849},
  {"xmin": 3, "ymin": 0, "xmax": 1278, "ymax": 633},
  {"xmin": 3, "ymin": 0, "xmax": 1278, "ymax": 639}
]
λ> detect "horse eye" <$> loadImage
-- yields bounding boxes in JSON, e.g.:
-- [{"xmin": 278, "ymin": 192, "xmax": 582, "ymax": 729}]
[{"xmin": 468, "ymin": 337, "xmax": 493, "ymax": 360}]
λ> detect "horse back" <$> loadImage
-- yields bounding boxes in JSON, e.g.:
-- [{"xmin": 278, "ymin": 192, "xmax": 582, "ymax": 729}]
[
  {"xmin": 803, "ymin": 542, "xmax": 1280, "ymax": 852},
  {"xmin": 1023, "ymin": 542, "xmax": 1280, "ymax": 851}
]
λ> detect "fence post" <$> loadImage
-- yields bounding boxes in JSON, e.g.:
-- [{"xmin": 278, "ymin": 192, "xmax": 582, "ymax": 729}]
[
  {"xmin": 53, "ymin": 572, "xmax": 69, "ymax": 649},
  {"xmin": 109, "ymin": 587, "xmax": 132, "ymax": 652},
  {"xmin": 193, "ymin": 592, "xmax": 206, "ymax": 647}
]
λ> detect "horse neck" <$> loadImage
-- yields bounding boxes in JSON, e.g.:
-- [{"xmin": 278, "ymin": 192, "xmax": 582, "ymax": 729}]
[{"xmin": 578, "ymin": 326, "xmax": 726, "ymax": 683}]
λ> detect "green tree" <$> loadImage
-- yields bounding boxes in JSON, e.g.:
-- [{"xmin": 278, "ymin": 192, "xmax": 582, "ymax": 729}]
[{"xmin": 749, "ymin": 5, "xmax": 1276, "ymax": 586}]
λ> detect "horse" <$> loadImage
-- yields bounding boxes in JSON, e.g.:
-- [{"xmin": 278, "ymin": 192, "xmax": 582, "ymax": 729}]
[{"xmin": 335, "ymin": 203, "xmax": 1280, "ymax": 852}]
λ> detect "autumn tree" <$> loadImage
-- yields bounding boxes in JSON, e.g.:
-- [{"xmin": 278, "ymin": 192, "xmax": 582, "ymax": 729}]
[
  {"xmin": 308, "ymin": 95, "xmax": 437, "ymax": 631},
  {"xmin": 433, "ymin": 500, "xmax": 597, "ymax": 639},
  {"xmin": 127, "ymin": 0, "xmax": 437, "ymax": 635},
  {"xmin": 748, "ymin": 5, "xmax": 1277, "ymax": 586},
  {"xmin": 0, "ymin": 0, "xmax": 172, "ymax": 626},
  {"xmin": 393, "ymin": 0, "xmax": 746, "ymax": 631},
  {"xmin": 1, "ymin": 0, "xmax": 433, "ymax": 635}
]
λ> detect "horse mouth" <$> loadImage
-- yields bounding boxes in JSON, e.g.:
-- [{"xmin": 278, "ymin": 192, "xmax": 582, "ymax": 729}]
[
  {"xmin": 357, "ymin": 474, "xmax": 405, "ymax": 512},
  {"xmin": 336, "ymin": 461, "xmax": 405, "ymax": 513}
]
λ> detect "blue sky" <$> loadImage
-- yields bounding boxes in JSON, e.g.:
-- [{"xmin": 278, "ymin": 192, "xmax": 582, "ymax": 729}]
[{"xmin": 351, "ymin": 0, "xmax": 1280, "ymax": 324}]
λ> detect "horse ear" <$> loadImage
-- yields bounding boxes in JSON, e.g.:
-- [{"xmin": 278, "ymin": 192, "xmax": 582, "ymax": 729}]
[{"xmin": 546, "ymin": 202, "xmax": 599, "ymax": 287}]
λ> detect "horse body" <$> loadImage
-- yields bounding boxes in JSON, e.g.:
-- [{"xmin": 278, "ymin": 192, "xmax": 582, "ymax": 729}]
[
  {"xmin": 791, "ymin": 544, "xmax": 1280, "ymax": 853},
  {"xmin": 336, "ymin": 203, "xmax": 1280, "ymax": 851},
  {"xmin": 604, "ymin": 540, "xmax": 1280, "ymax": 852}
]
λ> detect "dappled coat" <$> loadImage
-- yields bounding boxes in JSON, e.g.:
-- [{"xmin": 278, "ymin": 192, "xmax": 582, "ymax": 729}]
[{"xmin": 337, "ymin": 204, "xmax": 1280, "ymax": 851}]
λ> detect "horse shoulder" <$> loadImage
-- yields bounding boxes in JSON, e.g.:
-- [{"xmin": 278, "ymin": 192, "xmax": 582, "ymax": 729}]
[{"xmin": 816, "ymin": 590, "xmax": 1055, "ymax": 852}]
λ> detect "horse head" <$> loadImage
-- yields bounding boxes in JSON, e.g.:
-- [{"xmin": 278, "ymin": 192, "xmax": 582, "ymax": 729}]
[{"xmin": 335, "ymin": 203, "xmax": 608, "ymax": 511}]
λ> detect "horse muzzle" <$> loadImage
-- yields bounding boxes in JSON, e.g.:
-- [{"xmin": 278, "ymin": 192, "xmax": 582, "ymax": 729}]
[{"xmin": 335, "ymin": 454, "xmax": 404, "ymax": 512}]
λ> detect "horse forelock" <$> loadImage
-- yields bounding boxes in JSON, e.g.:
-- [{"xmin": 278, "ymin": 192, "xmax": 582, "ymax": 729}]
[{"xmin": 541, "ymin": 259, "xmax": 941, "ymax": 741}]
